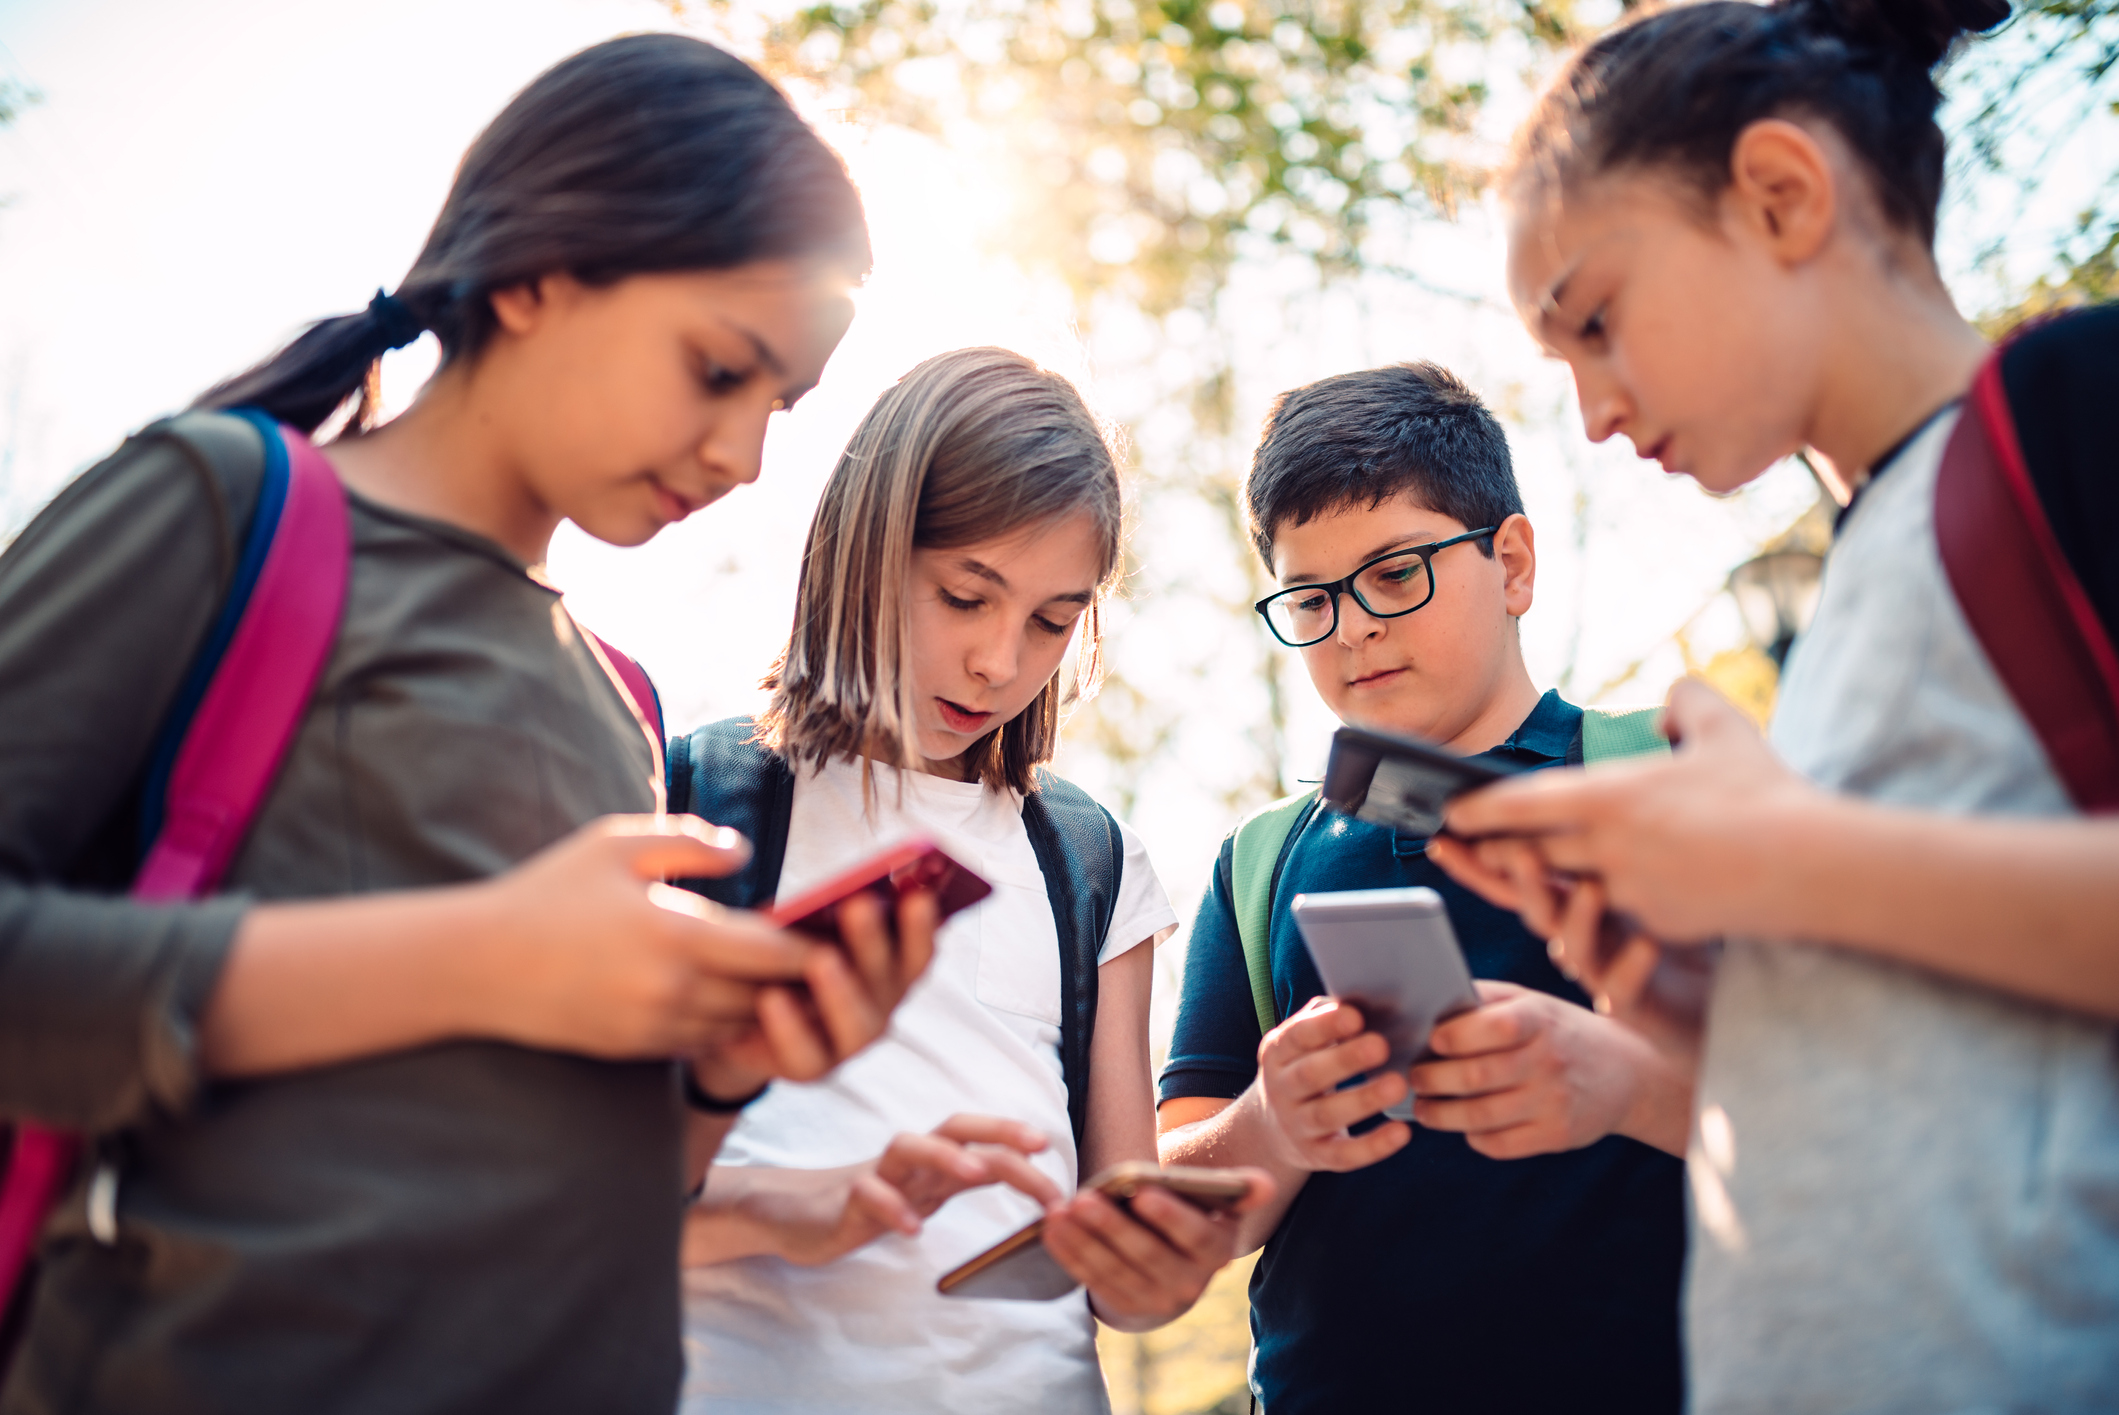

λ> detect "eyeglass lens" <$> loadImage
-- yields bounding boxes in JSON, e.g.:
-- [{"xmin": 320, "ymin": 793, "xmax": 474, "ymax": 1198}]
[{"xmin": 1265, "ymin": 550, "xmax": 1433, "ymax": 645}]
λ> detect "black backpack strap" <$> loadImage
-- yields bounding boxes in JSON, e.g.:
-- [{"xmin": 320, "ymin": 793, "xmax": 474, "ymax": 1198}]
[
  {"xmin": 667, "ymin": 716, "xmax": 797, "ymax": 909},
  {"xmin": 1019, "ymin": 773, "xmax": 1124, "ymax": 1152}
]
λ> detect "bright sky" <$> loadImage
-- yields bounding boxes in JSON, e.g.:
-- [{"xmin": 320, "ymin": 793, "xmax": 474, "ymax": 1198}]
[{"xmin": 0, "ymin": 0, "xmax": 2083, "ymax": 1042}]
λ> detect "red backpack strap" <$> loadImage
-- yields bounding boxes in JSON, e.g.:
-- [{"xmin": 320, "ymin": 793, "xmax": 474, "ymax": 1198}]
[
  {"xmin": 2, "ymin": 419, "xmax": 350, "ymax": 1337},
  {"xmin": 1935, "ymin": 354, "xmax": 2119, "ymax": 812}
]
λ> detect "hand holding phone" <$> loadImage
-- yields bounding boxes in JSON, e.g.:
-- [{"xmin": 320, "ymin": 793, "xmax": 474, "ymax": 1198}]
[
  {"xmin": 935, "ymin": 1163, "xmax": 1258, "ymax": 1301},
  {"xmin": 1289, "ymin": 886, "xmax": 1483, "ymax": 1123},
  {"xmin": 768, "ymin": 838, "xmax": 990, "ymax": 953}
]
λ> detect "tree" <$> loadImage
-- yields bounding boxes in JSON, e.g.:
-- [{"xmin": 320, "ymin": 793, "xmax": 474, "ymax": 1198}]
[{"xmin": 692, "ymin": 0, "xmax": 1584, "ymax": 805}]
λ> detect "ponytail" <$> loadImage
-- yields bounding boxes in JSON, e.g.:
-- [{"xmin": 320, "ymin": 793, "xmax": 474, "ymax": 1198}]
[
  {"xmin": 197, "ymin": 291, "xmax": 426, "ymax": 437},
  {"xmin": 195, "ymin": 35, "xmax": 870, "ymax": 438},
  {"xmin": 1509, "ymin": 0, "xmax": 2011, "ymax": 249}
]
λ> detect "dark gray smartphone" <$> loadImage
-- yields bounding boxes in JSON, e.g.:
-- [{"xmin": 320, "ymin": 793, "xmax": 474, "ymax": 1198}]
[
  {"xmin": 1323, "ymin": 723, "xmax": 1520, "ymax": 837},
  {"xmin": 1289, "ymin": 886, "xmax": 1483, "ymax": 1120}
]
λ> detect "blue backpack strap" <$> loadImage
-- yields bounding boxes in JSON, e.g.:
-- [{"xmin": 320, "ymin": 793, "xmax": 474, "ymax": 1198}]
[
  {"xmin": 667, "ymin": 717, "xmax": 796, "ymax": 909},
  {"xmin": 1019, "ymin": 773, "xmax": 1123, "ymax": 1152}
]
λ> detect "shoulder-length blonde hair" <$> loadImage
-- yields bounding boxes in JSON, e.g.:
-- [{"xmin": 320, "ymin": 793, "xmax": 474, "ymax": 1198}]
[{"xmin": 756, "ymin": 347, "xmax": 1123, "ymax": 795}]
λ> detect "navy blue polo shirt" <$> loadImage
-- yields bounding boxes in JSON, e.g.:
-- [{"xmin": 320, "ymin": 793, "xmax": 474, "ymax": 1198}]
[{"xmin": 1160, "ymin": 692, "xmax": 1684, "ymax": 1414}]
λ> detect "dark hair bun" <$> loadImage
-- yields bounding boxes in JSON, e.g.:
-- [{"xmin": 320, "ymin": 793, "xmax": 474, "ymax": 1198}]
[{"xmin": 1781, "ymin": 0, "xmax": 2010, "ymax": 68}]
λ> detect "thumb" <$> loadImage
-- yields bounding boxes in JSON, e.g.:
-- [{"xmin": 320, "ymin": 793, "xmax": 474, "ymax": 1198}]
[
  {"xmin": 1662, "ymin": 677, "xmax": 1756, "ymax": 753},
  {"xmin": 600, "ymin": 814, "xmax": 755, "ymax": 882}
]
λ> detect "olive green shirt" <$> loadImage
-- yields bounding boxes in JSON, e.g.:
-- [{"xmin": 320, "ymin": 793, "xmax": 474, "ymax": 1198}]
[{"xmin": 0, "ymin": 413, "xmax": 680, "ymax": 1414}]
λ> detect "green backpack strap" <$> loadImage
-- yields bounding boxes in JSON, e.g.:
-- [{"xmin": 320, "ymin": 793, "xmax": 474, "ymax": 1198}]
[
  {"xmin": 1229, "ymin": 791, "xmax": 1316, "ymax": 1037},
  {"xmin": 1578, "ymin": 704, "xmax": 1671, "ymax": 764}
]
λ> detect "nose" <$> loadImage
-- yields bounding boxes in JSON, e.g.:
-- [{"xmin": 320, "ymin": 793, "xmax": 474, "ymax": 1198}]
[
  {"xmin": 966, "ymin": 623, "xmax": 1022, "ymax": 689},
  {"xmin": 1333, "ymin": 591, "xmax": 1385, "ymax": 648},
  {"xmin": 1572, "ymin": 363, "xmax": 1631, "ymax": 446},
  {"xmin": 695, "ymin": 393, "xmax": 776, "ymax": 489}
]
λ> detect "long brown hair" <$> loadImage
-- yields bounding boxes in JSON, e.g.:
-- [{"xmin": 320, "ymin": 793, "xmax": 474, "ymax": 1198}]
[
  {"xmin": 197, "ymin": 35, "xmax": 870, "ymax": 435},
  {"xmin": 757, "ymin": 347, "xmax": 1123, "ymax": 795}
]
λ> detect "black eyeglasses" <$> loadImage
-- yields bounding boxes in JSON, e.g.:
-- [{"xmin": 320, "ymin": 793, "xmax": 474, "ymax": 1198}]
[{"xmin": 1254, "ymin": 528, "xmax": 1498, "ymax": 647}]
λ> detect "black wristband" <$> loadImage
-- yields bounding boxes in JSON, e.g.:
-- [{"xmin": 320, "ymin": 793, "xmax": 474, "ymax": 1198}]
[{"xmin": 682, "ymin": 1066, "xmax": 769, "ymax": 1115}]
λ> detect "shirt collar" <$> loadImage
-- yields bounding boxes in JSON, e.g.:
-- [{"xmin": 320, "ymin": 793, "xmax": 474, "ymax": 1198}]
[{"xmin": 1480, "ymin": 688, "xmax": 1580, "ymax": 765}]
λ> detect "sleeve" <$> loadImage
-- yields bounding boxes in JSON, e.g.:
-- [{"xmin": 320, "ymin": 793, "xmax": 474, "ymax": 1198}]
[
  {"xmin": 1155, "ymin": 836, "xmax": 1264, "ymax": 1104},
  {"xmin": 0, "ymin": 421, "xmax": 265, "ymax": 1131},
  {"xmin": 1095, "ymin": 816, "xmax": 1180, "ymax": 966}
]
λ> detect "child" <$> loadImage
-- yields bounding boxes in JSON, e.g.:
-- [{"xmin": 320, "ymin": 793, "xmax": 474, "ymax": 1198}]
[
  {"xmin": 1156, "ymin": 362, "xmax": 1694, "ymax": 1415},
  {"xmin": 0, "ymin": 37, "xmax": 931, "ymax": 1415},
  {"xmin": 1432, "ymin": 0, "xmax": 2119, "ymax": 1408},
  {"xmin": 667, "ymin": 346, "xmax": 1270, "ymax": 1415}
]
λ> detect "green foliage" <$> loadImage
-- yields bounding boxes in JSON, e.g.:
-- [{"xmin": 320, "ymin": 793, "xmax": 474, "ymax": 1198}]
[
  {"xmin": 0, "ymin": 78, "xmax": 40, "ymax": 127},
  {"xmin": 1981, "ymin": 212, "xmax": 2119, "ymax": 335},
  {"xmin": 1955, "ymin": 0, "xmax": 2118, "ymax": 314},
  {"xmin": 709, "ymin": 0, "xmax": 1582, "ymax": 314}
]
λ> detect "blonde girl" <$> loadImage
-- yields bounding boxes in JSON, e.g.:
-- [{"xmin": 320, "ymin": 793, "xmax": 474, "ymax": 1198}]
[{"xmin": 668, "ymin": 347, "xmax": 1269, "ymax": 1414}]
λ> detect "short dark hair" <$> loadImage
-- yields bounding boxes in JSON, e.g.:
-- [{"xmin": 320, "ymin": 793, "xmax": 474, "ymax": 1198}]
[{"xmin": 1245, "ymin": 362, "xmax": 1524, "ymax": 565}]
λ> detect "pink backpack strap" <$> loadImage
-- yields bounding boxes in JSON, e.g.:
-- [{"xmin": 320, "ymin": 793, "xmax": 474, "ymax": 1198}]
[
  {"xmin": 581, "ymin": 629, "xmax": 666, "ymax": 808},
  {"xmin": 1936, "ymin": 354, "xmax": 2119, "ymax": 812},
  {"xmin": 1, "ymin": 422, "xmax": 349, "ymax": 1326}
]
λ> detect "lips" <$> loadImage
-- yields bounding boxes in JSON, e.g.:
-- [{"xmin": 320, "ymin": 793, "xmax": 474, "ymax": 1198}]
[
  {"xmin": 937, "ymin": 697, "xmax": 994, "ymax": 733},
  {"xmin": 1349, "ymin": 667, "xmax": 1408, "ymax": 689},
  {"xmin": 649, "ymin": 478, "xmax": 704, "ymax": 525}
]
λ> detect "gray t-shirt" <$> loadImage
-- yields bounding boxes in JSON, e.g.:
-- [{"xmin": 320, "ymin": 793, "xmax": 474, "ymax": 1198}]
[
  {"xmin": 1687, "ymin": 409, "xmax": 2119, "ymax": 1413},
  {"xmin": 0, "ymin": 414, "xmax": 681, "ymax": 1414}
]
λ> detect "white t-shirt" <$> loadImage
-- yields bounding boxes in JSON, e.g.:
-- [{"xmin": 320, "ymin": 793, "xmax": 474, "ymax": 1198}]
[
  {"xmin": 1687, "ymin": 408, "xmax": 2119, "ymax": 1412},
  {"xmin": 679, "ymin": 756, "xmax": 1178, "ymax": 1415}
]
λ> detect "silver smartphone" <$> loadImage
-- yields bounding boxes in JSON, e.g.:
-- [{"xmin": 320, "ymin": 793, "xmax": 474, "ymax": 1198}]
[{"xmin": 1289, "ymin": 886, "xmax": 1483, "ymax": 1121}]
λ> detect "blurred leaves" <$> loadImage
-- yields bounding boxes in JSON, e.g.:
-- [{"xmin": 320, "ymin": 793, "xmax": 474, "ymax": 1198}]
[
  {"xmin": 701, "ymin": 0, "xmax": 1590, "ymax": 315},
  {"xmin": 1953, "ymin": 0, "xmax": 2119, "ymax": 314},
  {"xmin": 0, "ymin": 78, "xmax": 37, "ymax": 128}
]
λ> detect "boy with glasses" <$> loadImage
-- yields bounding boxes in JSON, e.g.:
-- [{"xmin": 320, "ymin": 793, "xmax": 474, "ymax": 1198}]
[{"xmin": 1157, "ymin": 363, "xmax": 1692, "ymax": 1414}]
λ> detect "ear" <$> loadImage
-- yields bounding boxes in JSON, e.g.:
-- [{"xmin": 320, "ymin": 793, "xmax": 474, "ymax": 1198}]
[
  {"xmin": 1494, "ymin": 513, "xmax": 1536, "ymax": 618},
  {"xmin": 488, "ymin": 273, "xmax": 583, "ymax": 337},
  {"xmin": 1726, "ymin": 119, "xmax": 1836, "ymax": 265}
]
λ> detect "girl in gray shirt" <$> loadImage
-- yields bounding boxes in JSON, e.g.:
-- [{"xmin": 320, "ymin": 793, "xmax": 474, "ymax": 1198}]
[{"xmin": 0, "ymin": 35, "xmax": 927, "ymax": 1415}]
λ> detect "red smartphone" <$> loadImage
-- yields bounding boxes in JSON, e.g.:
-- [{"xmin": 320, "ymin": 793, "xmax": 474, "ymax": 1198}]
[{"xmin": 767, "ymin": 838, "xmax": 992, "ymax": 943}]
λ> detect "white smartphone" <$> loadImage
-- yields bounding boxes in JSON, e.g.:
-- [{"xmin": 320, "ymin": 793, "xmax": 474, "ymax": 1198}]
[{"xmin": 1289, "ymin": 886, "xmax": 1483, "ymax": 1121}]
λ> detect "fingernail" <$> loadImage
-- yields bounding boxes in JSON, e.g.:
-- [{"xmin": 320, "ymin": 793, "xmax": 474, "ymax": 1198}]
[{"xmin": 713, "ymin": 827, "xmax": 745, "ymax": 851}]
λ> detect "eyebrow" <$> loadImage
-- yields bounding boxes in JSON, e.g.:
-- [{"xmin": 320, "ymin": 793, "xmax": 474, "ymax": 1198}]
[
  {"xmin": 954, "ymin": 556, "xmax": 1096, "ymax": 605},
  {"xmin": 1536, "ymin": 258, "xmax": 1583, "ymax": 338},
  {"xmin": 1279, "ymin": 533, "xmax": 1443, "ymax": 587}
]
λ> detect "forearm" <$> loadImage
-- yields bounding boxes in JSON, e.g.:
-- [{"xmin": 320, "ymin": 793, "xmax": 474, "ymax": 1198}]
[
  {"xmin": 1615, "ymin": 1045, "xmax": 1695, "ymax": 1157},
  {"xmin": 1764, "ymin": 800, "xmax": 2119, "ymax": 1018},
  {"xmin": 681, "ymin": 1164, "xmax": 848, "ymax": 1267},
  {"xmin": 684, "ymin": 1107, "xmax": 745, "ymax": 1195},
  {"xmin": 198, "ymin": 883, "xmax": 505, "ymax": 1076},
  {"xmin": 1158, "ymin": 1085, "xmax": 1306, "ymax": 1255}
]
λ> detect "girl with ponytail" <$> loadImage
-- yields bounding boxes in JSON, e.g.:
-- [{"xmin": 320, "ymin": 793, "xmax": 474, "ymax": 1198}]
[
  {"xmin": 0, "ymin": 34, "xmax": 933, "ymax": 1415},
  {"xmin": 1427, "ymin": 0, "xmax": 2119, "ymax": 1408}
]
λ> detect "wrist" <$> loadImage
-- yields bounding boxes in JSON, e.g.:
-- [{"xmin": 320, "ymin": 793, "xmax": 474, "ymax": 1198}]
[
  {"xmin": 684, "ymin": 1059, "xmax": 771, "ymax": 1113},
  {"xmin": 1615, "ymin": 1044, "xmax": 1694, "ymax": 1158}
]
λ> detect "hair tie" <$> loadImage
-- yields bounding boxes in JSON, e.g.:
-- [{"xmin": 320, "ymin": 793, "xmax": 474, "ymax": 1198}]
[{"xmin": 367, "ymin": 288, "xmax": 424, "ymax": 351}]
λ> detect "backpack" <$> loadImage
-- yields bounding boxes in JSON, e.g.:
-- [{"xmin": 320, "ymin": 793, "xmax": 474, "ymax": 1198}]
[
  {"xmin": 0, "ymin": 411, "xmax": 663, "ymax": 1367},
  {"xmin": 1935, "ymin": 304, "xmax": 2119, "ymax": 812},
  {"xmin": 666, "ymin": 718, "xmax": 1122, "ymax": 1148},
  {"xmin": 1227, "ymin": 705, "xmax": 1668, "ymax": 1036}
]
